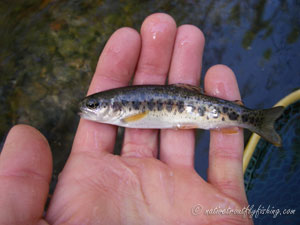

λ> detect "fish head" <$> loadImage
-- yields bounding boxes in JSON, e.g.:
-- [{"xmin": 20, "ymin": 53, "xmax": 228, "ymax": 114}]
[{"xmin": 79, "ymin": 96, "xmax": 111, "ymax": 122}]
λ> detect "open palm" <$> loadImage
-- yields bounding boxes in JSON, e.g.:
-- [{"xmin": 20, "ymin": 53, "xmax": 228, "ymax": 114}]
[{"xmin": 0, "ymin": 13, "xmax": 253, "ymax": 225}]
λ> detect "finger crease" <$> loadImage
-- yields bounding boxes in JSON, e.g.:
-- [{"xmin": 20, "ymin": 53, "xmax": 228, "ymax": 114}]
[
  {"xmin": 212, "ymin": 179, "xmax": 243, "ymax": 194},
  {"xmin": 0, "ymin": 168, "xmax": 49, "ymax": 183},
  {"xmin": 100, "ymin": 73, "xmax": 130, "ymax": 87},
  {"xmin": 122, "ymin": 142, "xmax": 156, "ymax": 158},
  {"xmin": 210, "ymin": 147, "xmax": 242, "ymax": 162}
]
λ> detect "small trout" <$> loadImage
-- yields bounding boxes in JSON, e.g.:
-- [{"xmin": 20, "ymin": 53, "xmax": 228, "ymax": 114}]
[{"xmin": 79, "ymin": 84, "xmax": 284, "ymax": 146}]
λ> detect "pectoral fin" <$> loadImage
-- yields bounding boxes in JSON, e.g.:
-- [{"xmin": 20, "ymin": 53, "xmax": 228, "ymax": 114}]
[{"xmin": 122, "ymin": 111, "xmax": 149, "ymax": 123}]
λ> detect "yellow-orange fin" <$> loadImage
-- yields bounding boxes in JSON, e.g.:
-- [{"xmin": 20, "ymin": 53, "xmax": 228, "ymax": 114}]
[
  {"xmin": 122, "ymin": 111, "xmax": 148, "ymax": 123},
  {"xmin": 234, "ymin": 100, "xmax": 244, "ymax": 106},
  {"xmin": 176, "ymin": 124, "xmax": 198, "ymax": 129},
  {"xmin": 217, "ymin": 127, "xmax": 240, "ymax": 134}
]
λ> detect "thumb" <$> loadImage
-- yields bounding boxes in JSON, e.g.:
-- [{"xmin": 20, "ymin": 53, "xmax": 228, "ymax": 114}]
[{"xmin": 0, "ymin": 125, "xmax": 52, "ymax": 225}]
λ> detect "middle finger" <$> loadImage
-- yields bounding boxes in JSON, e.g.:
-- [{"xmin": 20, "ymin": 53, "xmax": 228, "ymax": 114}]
[{"xmin": 121, "ymin": 13, "xmax": 177, "ymax": 158}]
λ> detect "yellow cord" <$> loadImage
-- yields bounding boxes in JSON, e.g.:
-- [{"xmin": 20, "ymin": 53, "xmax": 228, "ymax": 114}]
[{"xmin": 243, "ymin": 89, "xmax": 300, "ymax": 174}]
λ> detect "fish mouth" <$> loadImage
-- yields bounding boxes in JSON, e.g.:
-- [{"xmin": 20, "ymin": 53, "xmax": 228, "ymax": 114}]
[
  {"xmin": 78, "ymin": 111, "xmax": 85, "ymax": 118},
  {"xmin": 78, "ymin": 110, "xmax": 97, "ymax": 121},
  {"xmin": 78, "ymin": 102, "xmax": 94, "ymax": 119},
  {"xmin": 78, "ymin": 102, "xmax": 86, "ymax": 117},
  {"xmin": 78, "ymin": 103, "xmax": 100, "ymax": 122},
  {"xmin": 78, "ymin": 108, "xmax": 88, "ymax": 119}
]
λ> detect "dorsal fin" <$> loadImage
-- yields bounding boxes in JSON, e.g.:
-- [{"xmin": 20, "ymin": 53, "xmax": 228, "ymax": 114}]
[{"xmin": 172, "ymin": 83, "xmax": 203, "ymax": 93}]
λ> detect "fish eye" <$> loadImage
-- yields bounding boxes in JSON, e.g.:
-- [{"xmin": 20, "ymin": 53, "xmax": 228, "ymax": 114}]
[{"xmin": 86, "ymin": 99, "xmax": 99, "ymax": 109}]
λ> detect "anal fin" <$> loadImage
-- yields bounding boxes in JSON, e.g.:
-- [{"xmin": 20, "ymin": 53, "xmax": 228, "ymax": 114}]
[{"xmin": 215, "ymin": 127, "xmax": 240, "ymax": 134}]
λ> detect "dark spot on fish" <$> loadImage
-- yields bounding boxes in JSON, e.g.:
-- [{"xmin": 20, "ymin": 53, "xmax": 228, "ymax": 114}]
[
  {"xmin": 112, "ymin": 102, "xmax": 122, "ymax": 112},
  {"xmin": 249, "ymin": 116, "xmax": 255, "ymax": 124},
  {"xmin": 121, "ymin": 100, "xmax": 128, "ymax": 106},
  {"xmin": 222, "ymin": 107, "xmax": 228, "ymax": 113},
  {"xmin": 102, "ymin": 102, "xmax": 108, "ymax": 108},
  {"xmin": 147, "ymin": 99, "xmax": 155, "ymax": 111},
  {"xmin": 132, "ymin": 101, "xmax": 141, "ymax": 110},
  {"xmin": 198, "ymin": 107, "xmax": 205, "ymax": 116},
  {"xmin": 157, "ymin": 100, "xmax": 163, "ymax": 111},
  {"xmin": 242, "ymin": 114, "xmax": 248, "ymax": 123},
  {"xmin": 177, "ymin": 101, "xmax": 185, "ymax": 113},
  {"xmin": 190, "ymin": 105, "xmax": 196, "ymax": 112},
  {"xmin": 142, "ymin": 105, "xmax": 146, "ymax": 112},
  {"xmin": 228, "ymin": 111, "xmax": 239, "ymax": 120},
  {"xmin": 206, "ymin": 116, "xmax": 209, "ymax": 120},
  {"xmin": 166, "ymin": 100, "xmax": 173, "ymax": 112},
  {"xmin": 222, "ymin": 117, "xmax": 225, "ymax": 121},
  {"xmin": 260, "ymin": 115, "xmax": 264, "ymax": 122},
  {"xmin": 255, "ymin": 117, "xmax": 261, "ymax": 125},
  {"xmin": 128, "ymin": 107, "xmax": 132, "ymax": 112}
]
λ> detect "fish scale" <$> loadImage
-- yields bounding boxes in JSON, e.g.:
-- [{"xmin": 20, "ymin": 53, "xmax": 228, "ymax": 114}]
[{"xmin": 79, "ymin": 83, "xmax": 284, "ymax": 146}]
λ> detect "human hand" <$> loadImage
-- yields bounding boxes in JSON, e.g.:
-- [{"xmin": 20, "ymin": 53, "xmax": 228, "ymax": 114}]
[{"xmin": 0, "ymin": 13, "xmax": 253, "ymax": 225}]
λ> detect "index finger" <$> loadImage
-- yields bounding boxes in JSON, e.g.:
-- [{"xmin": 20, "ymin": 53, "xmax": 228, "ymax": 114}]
[{"xmin": 72, "ymin": 28, "xmax": 141, "ymax": 155}]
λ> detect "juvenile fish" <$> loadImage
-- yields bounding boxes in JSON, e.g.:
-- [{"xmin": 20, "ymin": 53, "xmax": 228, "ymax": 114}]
[{"xmin": 79, "ymin": 84, "xmax": 284, "ymax": 146}]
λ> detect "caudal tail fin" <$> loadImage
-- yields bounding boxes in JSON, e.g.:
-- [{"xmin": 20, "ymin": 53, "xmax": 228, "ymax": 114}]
[{"xmin": 249, "ymin": 106, "xmax": 284, "ymax": 146}]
